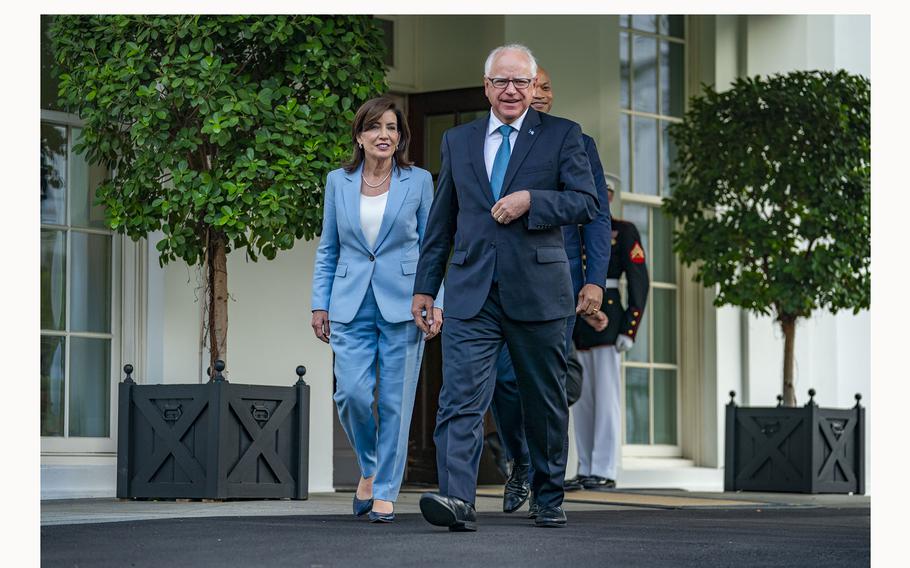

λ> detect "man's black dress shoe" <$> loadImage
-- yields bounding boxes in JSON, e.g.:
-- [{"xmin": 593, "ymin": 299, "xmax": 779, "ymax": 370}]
[
  {"xmin": 527, "ymin": 496, "xmax": 538, "ymax": 519},
  {"xmin": 419, "ymin": 492, "xmax": 477, "ymax": 532},
  {"xmin": 534, "ymin": 506, "xmax": 567, "ymax": 528},
  {"xmin": 581, "ymin": 475, "xmax": 616, "ymax": 490},
  {"xmin": 502, "ymin": 461, "xmax": 530, "ymax": 513},
  {"xmin": 563, "ymin": 475, "xmax": 589, "ymax": 492}
]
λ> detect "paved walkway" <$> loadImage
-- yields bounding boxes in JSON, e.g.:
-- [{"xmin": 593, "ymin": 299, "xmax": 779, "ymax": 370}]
[
  {"xmin": 40, "ymin": 489, "xmax": 870, "ymax": 567},
  {"xmin": 40, "ymin": 487, "xmax": 870, "ymax": 526},
  {"xmin": 41, "ymin": 489, "xmax": 615, "ymax": 526}
]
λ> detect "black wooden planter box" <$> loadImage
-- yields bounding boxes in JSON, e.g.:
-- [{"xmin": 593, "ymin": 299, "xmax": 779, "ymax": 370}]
[
  {"xmin": 117, "ymin": 362, "xmax": 310, "ymax": 500},
  {"xmin": 724, "ymin": 389, "xmax": 865, "ymax": 494}
]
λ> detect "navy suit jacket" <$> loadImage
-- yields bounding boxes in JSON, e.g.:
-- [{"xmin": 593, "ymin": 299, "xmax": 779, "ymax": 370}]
[
  {"xmin": 414, "ymin": 108, "xmax": 599, "ymax": 321},
  {"xmin": 563, "ymin": 134, "xmax": 612, "ymax": 293}
]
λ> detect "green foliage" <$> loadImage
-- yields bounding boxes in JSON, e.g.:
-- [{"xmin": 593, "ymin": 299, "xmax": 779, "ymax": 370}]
[
  {"xmin": 663, "ymin": 70, "xmax": 870, "ymax": 321},
  {"xmin": 50, "ymin": 15, "xmax": 388, "ymax": 266}
]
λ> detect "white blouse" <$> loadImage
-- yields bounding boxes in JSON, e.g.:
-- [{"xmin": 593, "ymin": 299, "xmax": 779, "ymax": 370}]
[{"xmin": 360, "ymin": 192, "xmax": 389, "ymax": 249}]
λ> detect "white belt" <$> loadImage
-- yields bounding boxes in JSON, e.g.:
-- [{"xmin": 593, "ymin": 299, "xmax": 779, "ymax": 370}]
[{"xmin": 605, "ymin": 278, "xmax": 619, "ymax": 289}]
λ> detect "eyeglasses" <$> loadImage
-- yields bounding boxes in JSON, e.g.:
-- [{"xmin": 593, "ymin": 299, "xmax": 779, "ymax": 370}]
[{"xmin": 486, "ymin": 77, "xmax": 534, "ymax": 90}]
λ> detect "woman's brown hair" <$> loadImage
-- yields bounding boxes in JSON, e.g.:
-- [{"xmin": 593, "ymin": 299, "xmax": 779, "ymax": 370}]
[{"xmin": 343, "ymin": 97, "xmax": 413, "ymax": 173}]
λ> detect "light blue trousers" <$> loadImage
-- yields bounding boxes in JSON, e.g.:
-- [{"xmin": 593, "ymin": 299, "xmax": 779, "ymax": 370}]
[{"xmin": 329, "ymin": 285, "xmax": 424, "ymax": 502}]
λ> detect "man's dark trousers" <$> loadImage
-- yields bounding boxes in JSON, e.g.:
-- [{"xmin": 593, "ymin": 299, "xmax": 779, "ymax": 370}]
[
  {"xmin": 491, "ymin": 307, "xmax": 576, "ymax": 469},
  {"xmin": 437, "ymin": 283, "xmax": 569, "ymax": 509}
]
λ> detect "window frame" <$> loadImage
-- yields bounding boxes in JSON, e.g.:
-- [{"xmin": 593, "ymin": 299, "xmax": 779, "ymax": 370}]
[
  {"xmin": 40, "ymin": 108, "xmax": 122, "ymax": 455},
  {"xmin": 618, "ymin": 197, "xmax": 682, "ymax": 458},
  {"xmin": 617, "ymin": 16, "xmax": 687, "ymax": 458}
]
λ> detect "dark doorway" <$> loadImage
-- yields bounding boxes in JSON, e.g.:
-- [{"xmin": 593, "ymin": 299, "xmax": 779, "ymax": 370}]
[{"xmin": 404, "ymin": 87, "xmax": 508, "ymax": 487}]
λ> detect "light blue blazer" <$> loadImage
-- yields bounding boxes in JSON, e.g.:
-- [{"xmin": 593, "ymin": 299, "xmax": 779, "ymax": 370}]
[{"xmin": 311, "ymin": 163, "xmax": 442, "ymax": 324}]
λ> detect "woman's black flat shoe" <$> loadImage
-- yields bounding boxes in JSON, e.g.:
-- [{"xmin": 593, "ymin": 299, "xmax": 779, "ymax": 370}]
[
  {"xmin": 368, "ymin": 511, "xmax": 395, "ymax": 523},
  {"xmin": 353, "ymin": 495, "xmax": 373, "ymax": 517}
]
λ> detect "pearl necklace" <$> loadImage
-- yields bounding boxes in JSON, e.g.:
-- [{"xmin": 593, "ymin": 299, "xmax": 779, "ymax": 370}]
[{"xmin": 362, "ymin": 167, "xmax": 392, "ymax": 188}]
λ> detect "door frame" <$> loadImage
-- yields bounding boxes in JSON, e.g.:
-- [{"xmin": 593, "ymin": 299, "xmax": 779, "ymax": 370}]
[
  {"xmin": 408, "ymin": 87, "xmax": 489, "ymax": 171},
  {"xmin": 404, "ymin": 86, "xmax": 505, "ymax": 485}
]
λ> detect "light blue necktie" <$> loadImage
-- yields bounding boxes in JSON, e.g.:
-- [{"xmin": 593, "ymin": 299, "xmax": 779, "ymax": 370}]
[{"xmin": 489, "ymin": 124, "xmax": 513, "ymax": 201}]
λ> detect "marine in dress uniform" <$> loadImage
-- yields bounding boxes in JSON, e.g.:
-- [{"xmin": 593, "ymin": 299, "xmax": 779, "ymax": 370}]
[{"xmin": 567, "ymin": 188, "xmax": 649, "ymax": 489}]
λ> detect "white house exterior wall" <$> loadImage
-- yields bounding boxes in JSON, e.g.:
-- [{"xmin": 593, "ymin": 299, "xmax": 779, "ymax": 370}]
[{"xmin": 41, "ymin": 15, "xmax": 871, "ymax": 498}]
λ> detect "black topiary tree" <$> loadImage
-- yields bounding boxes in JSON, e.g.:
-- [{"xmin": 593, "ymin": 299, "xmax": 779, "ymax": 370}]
[
  {"xmin": 663, "ymin": 70, "xmax": 870, "ymax": 406},
  {"xmin": 50, "ymin": 15, "xmax": 388, "ymax": 373}
]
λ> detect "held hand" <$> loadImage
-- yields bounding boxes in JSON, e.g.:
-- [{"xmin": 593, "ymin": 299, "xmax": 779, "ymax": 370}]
[
  {"xmin": 311, "ymin": 310, "xmax": 331, "ymax": 343},
  {"xmin": 425, "ymin": 307, "xmax": 444, "ymax": 341},
  {"xmin": 411, "ymin": 294, "xmax": 435, "ymax": 335},
  {"xmin": 581, "ymin": 310, "xmax": 609, "ymax": 332},
  {"xmin": 615, "ymin": 334, "xmax": 634, "ymax": 352},
  {"xmin": 491, "ymin": 190, "xmax": 531, "ymax": 225},
  {"xmin": 575, "ymin": 283, "xmax": 604, "ymax": 317}
]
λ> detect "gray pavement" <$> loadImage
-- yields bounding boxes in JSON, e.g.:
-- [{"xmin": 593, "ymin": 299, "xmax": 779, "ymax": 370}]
[
  {"xmin": 40, "ymin": 489, "xmax": 870, "ymax": 567},
  {"xmin": 40, "ymin": 488, "xmax": 870, "ymax": 526},
  {"xmin": 40, "ymin": 489, "xmax": 625, "ymax": 526}
]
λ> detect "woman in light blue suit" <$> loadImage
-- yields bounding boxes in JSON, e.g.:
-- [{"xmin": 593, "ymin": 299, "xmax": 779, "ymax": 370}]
[{"xmin": 311, "ymin": 97, "xmax": 441, "ymax": 523}]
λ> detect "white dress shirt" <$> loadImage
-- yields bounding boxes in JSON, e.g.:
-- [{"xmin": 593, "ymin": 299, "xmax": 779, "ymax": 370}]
[
  {"xmin": 360, "ymin": 191, "xmax": 388, "ymax": 249},
  {"xmin": 484, "ymin": 108, "xmax": 529, "ymax": 180}
]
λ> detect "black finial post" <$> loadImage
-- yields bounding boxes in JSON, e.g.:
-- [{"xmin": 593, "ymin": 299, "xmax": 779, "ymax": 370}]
[
  {"xmin": 805, "ymin": 388, "xmax": 817, "ymax": 407},
  {"xmin": 123, "ymin": 364, "xmax": 135, "ymax": 384},
  {"xmin": 728, "ymin": 390, "xmax": 736, "ymax": 406},
  {"xmin": 854, "ymin": 393, "xmax": 863, "ymax": 409},
  {"xmin": 776, "ymin": 394, "xmax": 783, "ymax": 407},
  {"xmin": 212, "ymin": 359, "xmax": 227, "ymax": 383},
  {"xmin": 295, "ymin": 365, "xmax": 307, "ymax": 385}
]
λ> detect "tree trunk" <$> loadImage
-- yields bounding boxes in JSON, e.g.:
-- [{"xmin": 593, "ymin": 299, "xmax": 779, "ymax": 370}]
[
  {"xmin": 207, "ymin": 230, "xmax": 228, "ymax": 377},
  {"xmin": 780, "ymin": 315, "xmax": 797, "ymax": 407}
]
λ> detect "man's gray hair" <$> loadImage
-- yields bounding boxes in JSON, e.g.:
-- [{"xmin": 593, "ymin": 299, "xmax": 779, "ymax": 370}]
[{"xmin": 483, "ymin": 44, "xmax": 538, "ymax": 78}]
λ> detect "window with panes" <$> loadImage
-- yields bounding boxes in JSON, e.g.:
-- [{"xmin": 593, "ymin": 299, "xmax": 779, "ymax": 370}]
[
  {"xmin": 41, "ymin": 15, "xmax": 118, "ymax": 447},
  {"xmin": 618, "ymin": 15, "xmax": 684, "ymax": 452}
]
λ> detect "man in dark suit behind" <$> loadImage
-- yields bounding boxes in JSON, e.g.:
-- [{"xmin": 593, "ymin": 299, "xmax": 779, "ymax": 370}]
[
  {"xmin": 411, "ymin": 44, "xmax": 600, "ymax": 530},
  {"xmin": 491, "ymin": 65, "xmax": 613, "ymax": 517}
]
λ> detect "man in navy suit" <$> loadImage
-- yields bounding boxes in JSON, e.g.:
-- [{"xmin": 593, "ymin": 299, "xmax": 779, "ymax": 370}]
[
  {"xmin": 411, "ymin": 44, "xmax": 600, "ymax": 530},
  {"xmin": 491, "ymin": 66, "xmax": 613, "ymax": 517}
]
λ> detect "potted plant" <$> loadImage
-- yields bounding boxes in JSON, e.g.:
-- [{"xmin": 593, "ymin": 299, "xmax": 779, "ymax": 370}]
[
  {"xmin": 49, "ymin": 15, "xmax": 388, "ymax": 499},
  {"xmin": 663, "ymin": 70, "xmax": 869, "ymax": 493},
  {"xmin": 116, "ymin": 361, "xmax": 313, "ymax": 500}
]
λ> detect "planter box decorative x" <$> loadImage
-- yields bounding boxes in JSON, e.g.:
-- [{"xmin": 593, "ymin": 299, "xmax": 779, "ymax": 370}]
[
  {"xmin": 724, "ymin": 389, "xmax": 865, "ymax": 494},
  {"xmin": 117, "ymin": 361, "xmax": 310, "ymax": 500}
]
